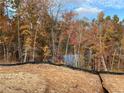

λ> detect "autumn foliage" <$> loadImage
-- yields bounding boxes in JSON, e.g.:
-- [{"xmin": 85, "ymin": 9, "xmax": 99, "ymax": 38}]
[{"xmin": 0, "ymin": 0, "xmax": 124, "ymax": 72}]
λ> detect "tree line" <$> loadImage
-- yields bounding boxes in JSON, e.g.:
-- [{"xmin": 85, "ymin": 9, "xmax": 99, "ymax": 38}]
[{"xmin": 0, "ymin": 0, "xmax": 124, "ymax": 71}]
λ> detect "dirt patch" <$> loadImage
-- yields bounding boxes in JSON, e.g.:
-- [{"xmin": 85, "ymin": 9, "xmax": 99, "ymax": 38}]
[
  {"xmin": 100, "ymin": 74, "xmax": 124, "ymax": 93},
  {"xmin": 0, "ymin": 72, "xmax": 47, "ymax": 93},
  {"xmin": 0, "ymin": 64, "xmax": 104, "ymax": 93}
]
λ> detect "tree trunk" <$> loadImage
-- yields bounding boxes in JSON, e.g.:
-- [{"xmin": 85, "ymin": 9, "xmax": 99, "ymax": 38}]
[
  {"xmin": 77, "ymin": 26, "xmax": 82, "ymax": 68},
  {"xmin": 51, "ymin": 28, "xmax": 56, "ymax": 63},
  {"xmin": 101, "ymin": 56, "xmax": 108, "ymax": 71},
  {"xmin": 118, "ymin": 47, "xmax": 121, "ymax": 70},
  {"xmin": 111, "ymin": 49, "xmax": 116, "ymax": 70},
  {"xmin": 17, "ymin": 13, "xmax": 22, "ymax": 62},
  {"xmin": 89, "ymin": 48, "xmax": 92, "ymax": 69},
  {"xmin": 3, "ymin": 44, "xmax": 6, "ymax": 62},
  {"xmin": 99, "ymin": 23, "xmax": 108, "ymax": 71},
  {"xmin": 65, "ymin": 33, "xmax": 71, "ymax": 56},
  {"xmin": 6, "ymin": 47, "xmax": 9, "ymax": 63},
  {"xmin": 74, "ymin": 46, "xmax": 78, "ymax": 67},
  {"xmin": 23, "ymin": 48, "xmax": 28, "ymax": 63},
  {"xmin": 32, "ymin": 30, "xmax": 37, "ymax": 62}
]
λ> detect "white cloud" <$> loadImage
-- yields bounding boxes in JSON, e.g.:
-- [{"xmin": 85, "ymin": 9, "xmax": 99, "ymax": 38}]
[
  {"xmin": 99, "ymin": 0, "xmax": 124, "ymax": 9},
  {"xmin": 65, "ymin": 0, "xmax": 92, "ymax": 6},
  {"xmin": 75, "ymin": 7, "xmax": 102, "ymax": 14},
  {"xmin": 64, "ymin": 0, "xmax": 124, "ymax": 9}
]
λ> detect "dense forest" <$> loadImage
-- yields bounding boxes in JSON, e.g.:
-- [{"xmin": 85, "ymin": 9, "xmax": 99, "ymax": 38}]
[{"xmin": 0, "ymin": 0, "xmax": 124, "ymax": 72}]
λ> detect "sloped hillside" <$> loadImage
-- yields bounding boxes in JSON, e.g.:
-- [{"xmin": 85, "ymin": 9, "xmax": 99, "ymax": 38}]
[
  {"xmin": 0, "ymin": 64, "xmax": 103, "ymax": 93},
  {"xmin": 0, "ymin": 64, "xmax": 123, "ymax": 93},
  {"xmin": 100, "ymin": 74, "xmax": 124, "ymax": 93}
]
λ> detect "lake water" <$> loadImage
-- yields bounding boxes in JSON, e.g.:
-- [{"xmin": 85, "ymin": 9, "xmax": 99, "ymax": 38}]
[{"xmin": 63, "ymin": 54, "xmax": 79, "ymax": 66}]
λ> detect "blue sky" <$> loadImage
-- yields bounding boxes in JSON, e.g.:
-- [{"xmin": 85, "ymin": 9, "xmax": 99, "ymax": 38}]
[
  {"xmin": 5, "ymin": 0, "xmax": 124, "ymax": 21},
  {"xmin": 5, "ymin": 7, "xmax": 16, "ymax": 19},
  {"xmin": 4, "ymin": 0, "xmax": 16, "ymax": 19},
  {"xmin": 62, "ymin": 0, "xmax": 124, "ymax": 21}
]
